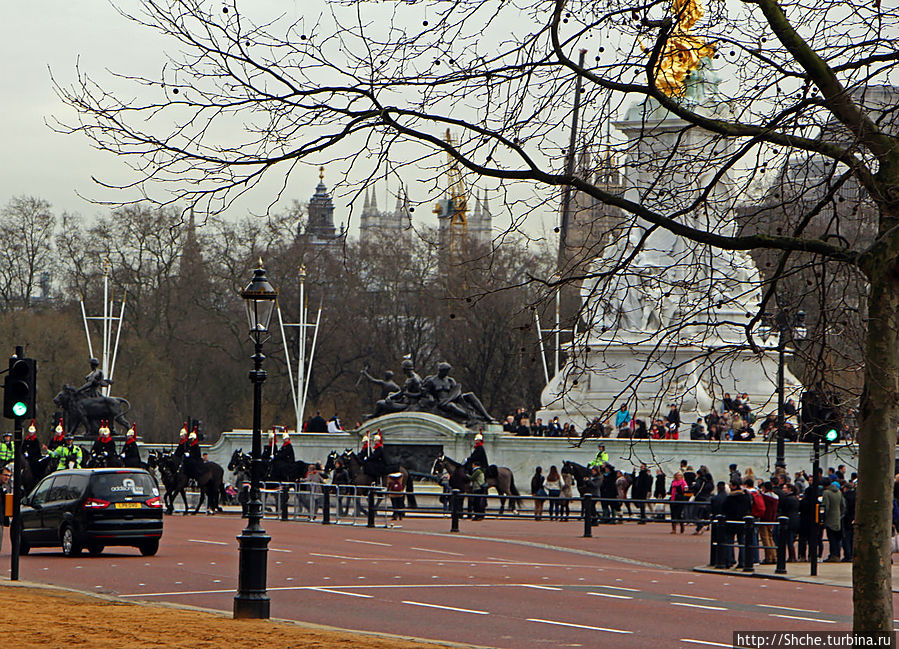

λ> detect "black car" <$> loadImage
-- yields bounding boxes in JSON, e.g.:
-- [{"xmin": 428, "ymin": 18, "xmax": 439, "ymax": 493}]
[{"xmin": 20, "ymin": 468, "xmax": 163, "ymax": 557}]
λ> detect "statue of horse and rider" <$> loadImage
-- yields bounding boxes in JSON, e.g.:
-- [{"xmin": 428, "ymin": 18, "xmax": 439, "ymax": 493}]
[{"xmin": 53, "ymin": 358, "xmax": 131, "ymax": 437}]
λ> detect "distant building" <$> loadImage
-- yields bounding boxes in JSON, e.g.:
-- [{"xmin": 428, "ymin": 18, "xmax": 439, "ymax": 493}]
[
  {"xmin": 359, "ymin": 185, "xmax": 413, "ymax": 237},
  {"xmin": 300, "ymin": 167, "xmax": 346, "ymax": 248}
]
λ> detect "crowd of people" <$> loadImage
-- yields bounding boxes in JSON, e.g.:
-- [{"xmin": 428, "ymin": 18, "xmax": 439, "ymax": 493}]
[
  {"xmin": 503, "ymin": 395, "xmax": 858, "ymax": 443},
  {"xmin": 522, "ymin": 442, "xmax": 861, "ymax": 567}
]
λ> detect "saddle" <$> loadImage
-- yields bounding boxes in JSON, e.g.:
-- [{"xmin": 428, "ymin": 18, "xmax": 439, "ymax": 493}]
[{"xmin": 487, "ymin": 464, "xmax": 499, "ymax": 480}]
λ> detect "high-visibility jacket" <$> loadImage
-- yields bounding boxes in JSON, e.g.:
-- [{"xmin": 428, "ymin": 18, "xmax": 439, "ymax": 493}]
[
  {"xmin": 0, "ymin": 441, "xmax": 14, "ymax": 463},
  {"xmin": 51, "ymin": 444, "xmax": 84, "ymax": 470}
]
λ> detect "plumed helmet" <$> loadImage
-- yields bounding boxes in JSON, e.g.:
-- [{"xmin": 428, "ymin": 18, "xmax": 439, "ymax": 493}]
[
  {"xmin": 127, "ymin": 423, "xmax": 136, "ymax": 438},
  {"xmin": 373, "ymin": 430, "xmax": 383, "ymax": 444},
  {"xmin": 188, "ymin": 430, "xmax": 197, "ymax": 441},
  {"xmin": 361, "ymin": 431, "xmax": 370, "ymax": 444},
  {"xmin": 282, "ymin": 431, "xmax": 290, "ymax": 442},
  {"xmin": 474, "ymin": 432, "xmax": 484, "ymax": 444},
  {"xmin": 55, "ymin": 419, "xmax": 64, "ymax": 435},
  {"xmin": 180, "ymin": 423, "xmax": 188, "ymax": 439},
  {"xmin": 27, "ymin": 419, "xmax": 36, "ymax": 434}
]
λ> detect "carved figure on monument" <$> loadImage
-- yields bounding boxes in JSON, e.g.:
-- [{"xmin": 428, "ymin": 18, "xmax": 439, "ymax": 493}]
[
  {"xmin": 421, "ymin": 362, "xmax": 494, "ymax": 424},
  {"xmin": 373, "ymin": 359, "xmax": 424, "ymax": 416},
  {"xmin": 78, "ymin": 358, "xmax": 113, "ymax": 398},
  {"xmin": 360, "ymin": 368, "xmax": 400, "ymax": 400}
]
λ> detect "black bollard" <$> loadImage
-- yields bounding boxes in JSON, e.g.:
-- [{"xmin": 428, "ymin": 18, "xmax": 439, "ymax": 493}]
[
  {"xmin": 450, "ymin": 489, "xmax": 461, "ymax": 533},
  {"xmin": 742, "ymin": 516, "xmax": 755, "ymax": 572},
  {"xmin": 714, "ymin": 515, "xmax": 728, "ymax": 569},
  {"xmin": 709, "ymin": 516, "xmax": 718, "ymax": 566},
  {"xmin": 322, "ymin": 486, "xmax": 331, "ymax": 525},
  {"xmin": 582, "ymin": 494, "xmax": 593, "ymax": 538},
  {"xmin": 280, "ymin": 484, "xmax": 289, "ymax": 521},
  {"xmin": 367, "ymin": 489, "xmax": 376, "ymax": 528},
  {"xmin": 775, "ymin": 515, "xmax": 788, "ymax": 574}
]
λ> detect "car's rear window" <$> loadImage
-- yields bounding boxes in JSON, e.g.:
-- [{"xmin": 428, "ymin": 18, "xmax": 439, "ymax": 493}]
[{"xmin": 89, "ymin": 473, "xmax": 159, "ymax": 502}]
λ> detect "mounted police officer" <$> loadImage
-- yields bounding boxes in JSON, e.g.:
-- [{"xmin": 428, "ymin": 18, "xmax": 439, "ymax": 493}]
[
  {"xmin": 91, "ymin": 422, "xmax": 117, "ymax": 459},
  {"xmin": 464, "ymin": 431, "xmax": 489, "ymax": 476},
  {"xmin": 50, "ymin": 433, "xmax": 84, "ymax": 470},
  {"xmin": 174, "ymin": 423, "xmax": 189, "ymax": 458},
  {"xmin": 0, "ymin": 431, "xmax": 14, "ymax": 466},
  {"xmin": 183, "ymin": 426, "xmax": 203, "ymax": 479},
  {"xmin": 363, "ymin": 430, "xmax": 387, "ymax": 482},
  {"xmin": 121, "ymin": 423, "xmax": 142, "ymax": 468},
  {"xmin": 588, "ymin": 443, "xmax": 609, "ymax": 469},
  {"xmin": 23, "ymin": 419, "xmax": 42, "ymax": 475},
  {"xmin": 48, "ymin": 419, "xmax": 66, "ymax": 452}
]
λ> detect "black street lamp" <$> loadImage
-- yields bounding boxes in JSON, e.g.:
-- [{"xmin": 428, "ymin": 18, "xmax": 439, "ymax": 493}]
[
  {"xmin": 234, "ymin": 261, "xmax": 279, "ymax": 619},
  {"xmin": 758, "ymin": 309, "xmax": 807, "ymax": 470}
]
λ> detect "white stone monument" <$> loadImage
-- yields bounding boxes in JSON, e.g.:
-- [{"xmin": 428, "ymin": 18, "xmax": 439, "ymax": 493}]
[{"xmin": 538, "ymin": 64, "xmax": 801, "ymax": 429}]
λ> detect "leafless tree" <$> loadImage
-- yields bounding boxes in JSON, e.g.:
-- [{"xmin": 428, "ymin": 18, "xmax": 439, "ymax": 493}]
[
  {"xmin": 54, "ymin": 0, "xmax": 899, "ymax": 632},
  {"xmin": 0, "ymin": 196, "xmax": 56, "ymax": 310}
]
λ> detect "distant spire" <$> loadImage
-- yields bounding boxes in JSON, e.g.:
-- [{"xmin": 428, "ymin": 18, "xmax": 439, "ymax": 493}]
[
  {"xmin": 363, "ymin": 188, "xmax": 371, "ymax": 215},
  {"xmin": 481, "ymin": 188, "xmax": 490, "ymax": 217},
  {"xmin": 370, "ymin": 184, "xmax": 379, "ymax": 212},
  {"xmin": 395, "ymin": 186, "xmax": 403, "ymax": 211},
  {"xmin": 473, "ymin": 190, "xmax": 482, "ymax": 219}
]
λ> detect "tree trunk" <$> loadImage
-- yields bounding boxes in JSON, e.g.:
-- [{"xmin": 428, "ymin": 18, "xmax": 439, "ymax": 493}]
[{"xmin": 853, "ymin": 264, "xmax": 899, "ymax": 638}]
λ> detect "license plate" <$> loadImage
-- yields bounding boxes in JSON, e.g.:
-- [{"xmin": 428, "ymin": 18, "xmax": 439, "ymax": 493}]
[{"xmin": 115, "ymin": 502, "xmax": 141, "ymax": 509}]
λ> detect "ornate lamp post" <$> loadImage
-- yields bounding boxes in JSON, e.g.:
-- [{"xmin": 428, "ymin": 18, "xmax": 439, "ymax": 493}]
[
  {"xmin": 234, "ymin": 261, "xmax": 278, "ymax": 619},
  {"xmin": 758, "ymin": 309, "xmax": 807, "ymax": 470}
]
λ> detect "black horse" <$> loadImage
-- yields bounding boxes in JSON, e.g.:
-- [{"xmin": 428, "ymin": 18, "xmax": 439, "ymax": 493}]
[
  {"xmin": 227, "ymin": 449, "xmax": 252, "ymax": 516},
  {"xmin": 149, "ymin": 450, "xmax": 224, "ymax": 515},
  {"xmin": 85, "ymin": 450, "xmax": 124, "ymax": 468},
  {"xmin": 561, "ymin": 460, "xmax": 593, "ymax": 497},
  {"xmin": 339, "ymin": 450, "xmax": 417, "ymax": 508}
]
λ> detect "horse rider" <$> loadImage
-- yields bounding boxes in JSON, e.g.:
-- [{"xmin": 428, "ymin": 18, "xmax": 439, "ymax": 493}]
[
  {"xmin": 121, "ymin": 423, "xmax": 142, "ymax": 468},
  {"xmin": 50, "ymin": 433, "xmax": 84, "ymax": 470},
  {"xmin": 48, "ymin": 419, "xmax": 66, "ymax": 451},
  {"xmin": 463, "ymin": 431, "xmax": 489, "ymax": 476},
  {"xmin": 174, "ymin": 423, "xmax": 189, "ymax": 458},
  {"xmin": 273, "ymin": 431, "xmax": 295, "ymax": 475},
  {"xmin": 77, "ymin": 357, "xmax": 113, "ymax": 399},
  {"xmin": 91, "ymin": 422, "xmax": 117, "ymax": 459},
  {"xmin": 263, "ymin": 428, "xmax": 278, "ymax": 461},
  {"xmin": 23, "ymin": 419, "xmax": 43, "ymax": 474},
  {"xmin": 363, "ymin": 430, "xmax": 388, "ymax": 482},
  {"xmin": 357, "ymin": 431, "xmax": 371, "ymax": 463},
  {"xmin": 183, "ymin": 428, "xmax": 203, "ymax": 479},
  {"xmin": 588, "ymin": 443, "xmax": 609, "ymax": 469},
  {"xmin": 0, "ymin": 431, "xmax": 14, "ymax": 466}
]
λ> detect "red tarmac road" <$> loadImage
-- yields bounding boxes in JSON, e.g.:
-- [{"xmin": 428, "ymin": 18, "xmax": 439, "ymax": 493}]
[{"xmin": 2, "ymin": 514, "xmax": 890, "ymax": 648}]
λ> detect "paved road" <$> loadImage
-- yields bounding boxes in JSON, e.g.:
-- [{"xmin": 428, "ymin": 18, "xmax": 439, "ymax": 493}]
[{"xmin": 2, "ymin": 515, "xmax": 886, "ymax": 648}]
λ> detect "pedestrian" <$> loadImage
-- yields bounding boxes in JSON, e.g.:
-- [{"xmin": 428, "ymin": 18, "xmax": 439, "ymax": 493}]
[
  {"xmin": 779, "ymin": 483, "xmax": 800, "ymax": 562},
  {"xmin": 599, "ymin": 464, "xmax": 618, "ymax": 523},
  {"xmin": 530, "ymin": 466, "xmax": 546, "ymax": 521},
  {"xmin": 560, "ymin": 468, "xmax": 573, "ymax": 521},
  {"xmin": 691, "ymin": 466, "xmax": 715, "ymax": 534},
  {"xmin": 722, "ymin": 480, "xmax": 751, "ymax": 568},
  {"xmin": 544, "ymin": 465, "xmax": 562, "ymax": 520},
  {"xmin": 669, "ymin": 471, "xmax": 688, "ymax": 534},
  {"xmin": 822, "ymin": 481, "xmax": 845, "ymax": 562},
  {"xmin": 758, "ymin": 481, "xmax": 779, "ymax": 564},
  {"xmin": 841, "ymin": 481, "xmax": 856, "ymax": 562},
  {"xmin": 631, "ymin": 463, "xmax": 653, "ymax": 523}
]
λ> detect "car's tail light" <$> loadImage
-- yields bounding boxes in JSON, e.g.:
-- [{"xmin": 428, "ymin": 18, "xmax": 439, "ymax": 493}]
[
  {"xmin": 82, "ymin": 498, "xmax": 110, "ymax": 509},
  {"xmin": 145, "ymin": 496, "xmax": 162, "ymax": 508}
]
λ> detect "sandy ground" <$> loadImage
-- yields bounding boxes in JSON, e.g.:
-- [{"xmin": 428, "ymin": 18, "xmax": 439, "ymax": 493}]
[{"xmin": 1, "ymin": 583, "xmax": 466, "ymax": 649}]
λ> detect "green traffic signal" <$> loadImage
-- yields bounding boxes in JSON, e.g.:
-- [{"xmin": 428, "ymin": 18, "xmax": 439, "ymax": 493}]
[
  {"xmin": 11, "ymin": 401, "xmax": 27, "ymax": 417},
  {"xmin": 824, "ymin": 428, "xmax": 839, "ymax": 443}
]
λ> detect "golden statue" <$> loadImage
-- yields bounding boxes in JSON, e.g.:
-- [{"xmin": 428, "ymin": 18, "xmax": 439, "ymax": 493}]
[{"xmin": 654, "ymin": 0, "xmax": 716, "ymax": 97}]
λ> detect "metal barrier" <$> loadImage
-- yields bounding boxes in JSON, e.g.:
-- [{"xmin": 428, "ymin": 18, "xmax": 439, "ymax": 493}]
[{"xmin": 708, "ymin": 514, "xmax": 789, "ymax": 574}]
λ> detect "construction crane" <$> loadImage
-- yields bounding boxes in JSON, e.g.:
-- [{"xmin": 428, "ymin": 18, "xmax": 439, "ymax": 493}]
[{"xmin": 433, "ymin": 128, "xmax": 468, "ymax": 258}]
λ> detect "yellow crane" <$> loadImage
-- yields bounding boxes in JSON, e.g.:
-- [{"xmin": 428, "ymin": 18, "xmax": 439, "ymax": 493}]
[{"xmin": 433, "ymin": 128, "xmax": 468, "ymax": 258}]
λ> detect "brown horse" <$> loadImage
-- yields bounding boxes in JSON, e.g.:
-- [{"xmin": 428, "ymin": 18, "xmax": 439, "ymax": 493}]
[{"xmin": 431, "ymin": 454, "xmax": 519, "ymax": 514}]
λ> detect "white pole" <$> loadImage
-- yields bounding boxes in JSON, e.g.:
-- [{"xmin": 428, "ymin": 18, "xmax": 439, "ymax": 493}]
[
  {"xmin": 277, "ymin": 304, "xmax": 301, "ymax": 432},
  {"xmin": 80, "ymin": 299, "xmax": 94, "ymax": 359},
  {"xmin": 103, "ymin": 262, "xmax": 110, "ymax": 383},
  {"xmin": 109, "ymin": 295, "xmax": 126, "ymax": 392},
  {"xmin": 554, "ymin": 287, "xmax": 561, "ymax": 375},
  {"xmin": 300, "ymin": 301, "xmax": 322, "ymax": 424},
  {"xmin": 298, "ymin": 267, "xmax": 307, "ymax": 431},
  {"xmin": 535, "ymin": 310, "xmax": 550, "ymax": 384}
]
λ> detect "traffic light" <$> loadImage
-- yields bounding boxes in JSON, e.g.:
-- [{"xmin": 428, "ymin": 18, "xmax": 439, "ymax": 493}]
[{"xmin": 3, "ymin": 357, "xmax": 37, "ymax": 419}]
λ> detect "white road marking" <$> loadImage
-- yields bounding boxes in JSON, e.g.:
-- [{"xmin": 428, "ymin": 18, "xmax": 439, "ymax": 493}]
[
  {"xmin": 269, "ymin": 548, "xmax": 292, "ymax": 553},
  {"xmin": 403, "ymin": 601, "xmax": 488, "ymax": 615},
  {"xmin": 346, "ymin": 539, "xmax": 392, "ymax": 547},
  {"xmin": 770, "ymin": 614, "xmax": 836, "ymax": 624},
  {"xmin": 313, "ymin": 588, "xmax": 373, "ymax": 599},
  {"xmin": 527, "ymin": 619, "xmax": 632, "ymax": 634},
  {"xmin": 671, "ymin": 602, "xmax": 728, "ymax": 611},
  {"xmin": 520, "ymin": 585, "xmax": 562, "ymax": 591},
  {"xmin": 411, "ymin": 547, "xmax": 463, "ymax": 556},
  {"xmin": 588, "ymin": 592, "xmax": 633, "ymax": 600},
  {"xmin": 187, "ymin": 539, "xmax": 227, "ymax": 545},
  {"xmin": 598, "ymin": 585, "xmax": 640, "ymax": 592},
  {"xmin": 757, "ymin": 604, "xmax": 821, "ymax": 614},
  {"xmin": 310, "ymin": 552, "xmax": 357, "ymax": 560},
  {"xmin": 681, "ymin": 640, "xmax": 740, "ymax": 648},
  {"xmin": 671, "ymin": 594, "xmax": 717, "ymax": 601}
]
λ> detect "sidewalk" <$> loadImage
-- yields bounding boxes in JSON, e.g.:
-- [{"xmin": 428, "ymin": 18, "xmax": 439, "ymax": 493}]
[{"xmin": 695, "ymin": 559, "xmax": 899, "ymax": 590}]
